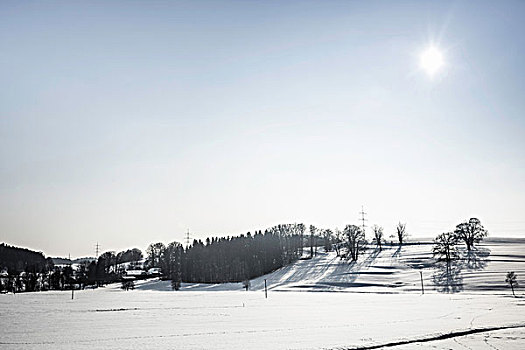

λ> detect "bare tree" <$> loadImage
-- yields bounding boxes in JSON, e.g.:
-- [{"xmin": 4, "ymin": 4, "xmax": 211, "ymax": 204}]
[
  {"xmin": 454, "ymin": 218, "xmax": 488, "ymax": 251},
  {"xmin": 372, "ymin": 225, "xmax": 384, "ymax": 252},
  {"xmin": 309, "ymin": 225, "xmax": 317, "ymax": 258},
  {"xmin": 432, "ymin": 232, "xmax": 459, "ymax": 264},
  {"xmin": 322, "ymin": 229, "xmax": 333, "ymax": 252},
  {"xmin": 296, "ymin": 223, "xmax": 306, "ymax": 256},
  {"xmin": 344, "ymin": 225, "xmax": 366, "ymax": 261},
  {"xmin": 146, "ymin": 242, "xmax": 165, "ymax": 269},
  {"xmin": 396, "ymin": 222, "xmax": 408, "ymax": 245},
  {"xmin": 163, "ymin": 242, "xmax": 183, "ymax": 290},
  {"xmin": 333, "ymin": 228, "xmax": 343, "ymax": 257},
  {"xmin": 505, "ymin": 271, "xmax": 518, "ymax": 297}
]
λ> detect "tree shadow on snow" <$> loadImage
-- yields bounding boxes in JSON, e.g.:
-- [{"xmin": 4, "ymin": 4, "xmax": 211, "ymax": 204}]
[
  {"xmin": 432, "ymin": 246, "xmax": 491, "ymax": 294},
  {"xmin": 461, "ymin": 247, "xmax": 490, "ymax": 270},
  {"xmin": 391, "ymin": 245, "xmax": 402, "ymax": 259},
  {"xmin": 432, "ymin": 262, "xmax": 464, "ymax": 293}
]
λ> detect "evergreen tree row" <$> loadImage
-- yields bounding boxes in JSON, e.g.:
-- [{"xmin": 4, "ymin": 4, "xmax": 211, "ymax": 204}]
[{"xmin": 148, "ymin": 224, "xmax": 306, "ymax": 288}]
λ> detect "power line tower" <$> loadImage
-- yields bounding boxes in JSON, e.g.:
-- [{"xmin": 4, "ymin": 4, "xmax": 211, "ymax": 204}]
[
  {"xmin": 359, "ymin": 205, "xmax": 367, "ymax": 237},
  {"xmin": 95, "ymin": 242, "xmax": 100, "ymax": 259},
  {"xmin": 185, "ymin": 229, "xmax": 191, "ymax": 249}
]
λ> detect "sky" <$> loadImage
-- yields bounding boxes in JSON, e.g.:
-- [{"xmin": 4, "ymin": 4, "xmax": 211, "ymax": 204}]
[{"xmin": 1, "ymin": 1, "xmax": 524, "ymax": 258}]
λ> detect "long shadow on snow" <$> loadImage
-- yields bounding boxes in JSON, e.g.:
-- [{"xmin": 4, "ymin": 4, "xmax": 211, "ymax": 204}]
[
  {"xmin": 257, "ymin": 249, "xmax": 383, "ymax": 291},
  {"xmin": 315, "ymin": 249, "xmax": 382, "ymax": 291},
  {"xmin": 432, "ymin": 247, "xmax": 490, "ymax": 293}
]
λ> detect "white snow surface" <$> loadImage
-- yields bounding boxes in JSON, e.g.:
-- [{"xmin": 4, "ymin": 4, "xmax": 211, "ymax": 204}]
[{"xmin": 1, "ymin": 239, "xmax": 524, "ymax": 349}]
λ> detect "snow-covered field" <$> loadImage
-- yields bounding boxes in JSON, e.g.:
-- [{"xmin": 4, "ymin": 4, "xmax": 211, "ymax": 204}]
[{"xmin": 1, "ymin": 239, "xmax": 524, "ymax": 349}]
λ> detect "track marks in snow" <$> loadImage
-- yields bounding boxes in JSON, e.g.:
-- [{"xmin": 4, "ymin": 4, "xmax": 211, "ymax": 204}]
[
  {"xmin": 335, "ymin": 324, "xmax": 525, "ymax": 350},
  {"xmin": 452, "ymin": 337, "xmax": 473, "ymax": 350},
  {"xmin": 483, "ymin": 334, "xmax": 500, "ymax": 350},
  {"xmin": 92, "ymin": 308, "xmax": 139, "ymax": 312}
]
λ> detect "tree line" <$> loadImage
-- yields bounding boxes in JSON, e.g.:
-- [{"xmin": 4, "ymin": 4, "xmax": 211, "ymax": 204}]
[
  {"xmin": 0, "ymin": 218, "xmax": 493, "ymax": 294},
  {"xmin": 149, "ymin": 224, "xmax": 307, "ymax": 289},
  {"xmin": 0, "ymin": 223, "xmax": 309, "ymax": 292},
  {"xmin": 0, "ymin": 245, "xmax": 145, "ymax": 293},
  {"xmin": 1, "ymin": 220, "xmax": 412, "ymax": 293}
]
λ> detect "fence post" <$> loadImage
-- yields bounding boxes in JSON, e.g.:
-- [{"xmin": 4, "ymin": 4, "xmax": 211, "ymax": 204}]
[{"xmin": 420, "ymin": 271, "xmax": 424, "ymax": 295}]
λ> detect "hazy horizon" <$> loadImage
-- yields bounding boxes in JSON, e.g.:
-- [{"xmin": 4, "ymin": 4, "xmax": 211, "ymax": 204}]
[{"xmin": 1, "ymin": 1, "xmax": 524, "ymax": 258}]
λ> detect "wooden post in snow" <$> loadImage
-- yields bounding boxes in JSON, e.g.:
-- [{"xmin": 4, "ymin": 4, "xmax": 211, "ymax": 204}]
[
  {"xmin": 71, "ymin": 288, "xmax": 74, "ymax": 300},
  {"xmin": 420, "ymin": 271, "xmax": 424, "ymax": 295},
  {"xmin": 264, "ymin": 279, "xmax": 267, "ymax": 299}
]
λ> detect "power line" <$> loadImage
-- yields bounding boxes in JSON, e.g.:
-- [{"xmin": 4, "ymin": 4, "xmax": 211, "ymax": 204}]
[
  {"xmin": 359, "ymin": 205, "xmax": 367, "ymax": 237},
  {"xmin": 185, "ymin": 229, "xmax": 191, "ymax": 249}
]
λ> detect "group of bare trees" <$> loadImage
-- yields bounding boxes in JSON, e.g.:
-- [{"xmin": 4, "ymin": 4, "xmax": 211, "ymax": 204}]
[
  {"xmin": 307, "ymin": 225, "xmax": 336, "ymax": 258},
  {"xmin": 343, "ymin": 225, "xmax": 366, "ymax": 261},
  {"xmin": 0, "ymin": 243, "xmax": 147, "ymax": 293},
  {"xmin": 431, "ymin": 218, "xmax": 521, "ymax": 297},
  {"xmin": 145, "ymin": 242, "xmax": 184, "ymax": 289},
  {"xmin": 323, "ymin": 222, "xmax": 408, "ymax": 263},
  {"xmin": 432, "ymin": 218, "xmax": 489, "ymax": 264}
]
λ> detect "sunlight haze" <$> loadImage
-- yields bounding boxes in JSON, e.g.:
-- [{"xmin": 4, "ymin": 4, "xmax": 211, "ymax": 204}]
[{"xmin": 1, "ymin": 0, "xmax": 524, "ymax": 257}]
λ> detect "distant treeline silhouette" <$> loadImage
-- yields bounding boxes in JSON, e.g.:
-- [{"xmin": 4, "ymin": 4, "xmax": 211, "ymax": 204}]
[
  {"xmin": 0, "ymin": 243, "xmax": 49, "ymax": 274},
  {"xmin": 183, "ymin": 226, "xmax": 303, "ymax": 284},
  {"xmin": 0, "ymin": 223, "xmax": 312, "ymax": 292}
]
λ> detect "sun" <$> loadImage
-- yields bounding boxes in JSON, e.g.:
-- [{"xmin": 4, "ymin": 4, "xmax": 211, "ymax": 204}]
[{"xmin": 420, "ymin": 46, "xmax": 444, "ymax": 77}]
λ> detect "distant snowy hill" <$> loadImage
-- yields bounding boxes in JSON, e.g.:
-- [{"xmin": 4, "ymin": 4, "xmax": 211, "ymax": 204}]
[
  {"xmin": 50, "ymin": 257, "xmax": 95, "ymax": 265},
  {"xmin": 73, "ymin": 257, "xmax": 95, "ymax": 264}
]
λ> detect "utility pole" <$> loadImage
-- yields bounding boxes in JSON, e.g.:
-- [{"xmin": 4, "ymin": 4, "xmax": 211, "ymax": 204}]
[
  {"xmin": 359, "ymin": 205, "xmax": 367, "ymax": 238},
  {"xmin": 264, "ymin": 279, "xmax": 267, "ymax": 299},
  {"xmin": 95, "ymin": 242, "xmax": 100, "ymax": 259},
  {"xmin": 70, "ymin": 253, "xmax": 74, "ymax": 300},
  {"xmin": 185, "ymin": 229, "xmax": 191, "ymax": 249},
  {"xmin": 420, "ymin": 270, "xmax": 424, "ymax": 295}
]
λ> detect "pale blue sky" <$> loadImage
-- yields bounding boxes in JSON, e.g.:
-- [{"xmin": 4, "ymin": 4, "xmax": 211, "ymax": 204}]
[{"xmin": 1, "ymin": 1, "xmax": 524, "ymax": 257}]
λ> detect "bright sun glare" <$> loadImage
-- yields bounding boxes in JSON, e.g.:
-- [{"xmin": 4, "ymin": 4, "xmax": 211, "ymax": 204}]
[{"xmin": 420, "ymin": 47, "xmax": 444, "ymax": 77}]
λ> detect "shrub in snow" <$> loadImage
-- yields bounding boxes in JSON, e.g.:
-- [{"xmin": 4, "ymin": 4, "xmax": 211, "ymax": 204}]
[
  {"xmin": 121, "ymin": 278, "xmax": 135, "ymax": 291},
  {"xmin": 242, "ymin": 279, "xmax": 251, "ymax": 291}
]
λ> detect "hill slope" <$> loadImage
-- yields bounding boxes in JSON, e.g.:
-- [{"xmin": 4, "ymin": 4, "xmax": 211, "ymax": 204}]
[{"xmin": 134, "ymin": 238, "xmax": 525, "ymax": 294}]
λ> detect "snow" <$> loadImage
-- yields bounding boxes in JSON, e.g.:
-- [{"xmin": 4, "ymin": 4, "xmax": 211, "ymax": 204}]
[
  {"xmin": 134, "ymin": 238, "xmax": 525, "ymax": 294},
  {"xmin": 125, "ymin": 270, "xmax": 146, "ymax": 276},
  {"xmin": 1, "ymin": 239, "xmax": 524, "ymax": 349}
]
